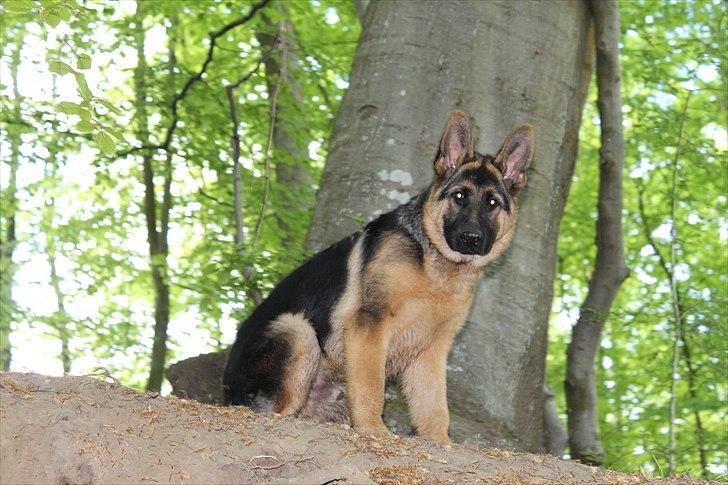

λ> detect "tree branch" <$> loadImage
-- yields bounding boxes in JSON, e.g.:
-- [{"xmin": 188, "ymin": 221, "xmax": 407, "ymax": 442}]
[
  {"xmin": 116, "ymin": 0, "xmax": 272, "ymax": 160},
  {"xmin": 158, "ymin": 0, "xmax": 272, "ymax": 153}
]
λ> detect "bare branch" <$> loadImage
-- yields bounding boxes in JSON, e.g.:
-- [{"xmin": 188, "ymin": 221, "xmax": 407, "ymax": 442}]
[
  {"xmin": 228, "ymin": 35, "xmax": 280, "ymax": 249},
  {"xmin": 158, "ymin": 0, "xmax": 272, "ymax": 153},
  {"xmin": 119, "ymin": 0, "xmax": 272, "ymax": 159},
  {"xmin": 251, "ymin": 25, "xmax": 286, "ymax": 251}
]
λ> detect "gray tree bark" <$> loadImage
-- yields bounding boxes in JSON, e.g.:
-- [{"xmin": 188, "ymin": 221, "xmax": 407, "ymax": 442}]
[
  {"xmin": 543, "ymin": 384, "xmax": 568, "ymax": 457},
  {"xmin": 306, "ymin": 0, "xmax": 593, "ymax": 451},
  {"xmin": 565, "ymin": 0, "xmax": 628, "ymax": 465}
]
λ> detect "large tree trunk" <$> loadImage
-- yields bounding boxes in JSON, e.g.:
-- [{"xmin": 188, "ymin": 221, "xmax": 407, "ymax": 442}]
[{"xmin": 306, "ymin": 0, "xmax": 593, "ymax": 451}]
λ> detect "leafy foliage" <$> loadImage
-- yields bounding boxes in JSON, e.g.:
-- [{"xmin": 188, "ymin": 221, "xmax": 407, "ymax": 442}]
[
  {"xmin": 548, "ymin": 0, "xmax": 726, "ymax": 478},
  {"xmin": 0, "ymin": 0, "xmax": 359, "ymax": 383}
]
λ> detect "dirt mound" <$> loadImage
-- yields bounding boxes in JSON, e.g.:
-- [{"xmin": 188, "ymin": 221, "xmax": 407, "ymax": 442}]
[{"xmin": 0, "ymin": 372, "xmax": 700, "ymax": 484}]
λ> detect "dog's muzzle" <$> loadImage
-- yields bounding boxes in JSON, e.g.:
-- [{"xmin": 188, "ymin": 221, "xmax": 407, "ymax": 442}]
[{"xmin": 452, "ymin": 229, "xmax": 490, "ymax": 255}]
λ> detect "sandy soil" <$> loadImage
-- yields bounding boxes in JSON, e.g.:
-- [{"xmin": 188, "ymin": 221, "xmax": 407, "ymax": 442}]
[{"xmin": 0, "ymin": 372, "xmax": 705, "ymax": 484}]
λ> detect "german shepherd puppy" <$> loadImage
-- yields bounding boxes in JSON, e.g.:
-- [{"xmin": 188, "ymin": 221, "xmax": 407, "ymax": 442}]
[{"xmin": 223, "ymin": 110, "xmax": 533, "ymax": 443}]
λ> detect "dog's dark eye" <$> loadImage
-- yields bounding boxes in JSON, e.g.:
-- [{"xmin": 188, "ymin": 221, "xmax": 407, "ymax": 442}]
[
  {"xmin": 452, "ymin": 190, "xmax": 467, "ymax": 205},
  {"xmin": 487, "ymin": 195, "xmax": 499, "ymax": 208}
]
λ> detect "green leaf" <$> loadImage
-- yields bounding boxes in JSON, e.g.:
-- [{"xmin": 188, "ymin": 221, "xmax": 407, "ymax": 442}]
[
  {"xmin": 57, "ymin": 101, "xmax": 86, "ymax": 116},
  {"xmin": 48, "ymin": 60, "xmax": 73, "ymax": 75},
  {"xmin": 77, "ymin": 108, "xmax": 92, "ymax": 121},
  {"xmin": 44, "ymin": 10, "xmax": 61, "ymax": 27},
  {"xmin": 96, "ymin": 98, "xmax": 121, "ymax": 115},
  {"xmin": 75, "ymin": 120, "xmax": 95, "ymax": 133},
  {"xmin": 74, "ymin": 72, "xmax": 92, "ymax": 101},
  {"xmin": 94, "ymin": 131, "xmax": 116, "ymax": 154},
  {"xmin": 4, "ymin": 0, "xmax": 35, "ymax": 12},
  {"xmin": 77, "ymin": 53, "xmax": 91, "ymax": 70},
  {"xmin": 56, "ymin": 5, "xmax": 72, "ymax": 21},
  {"xmin": 104, "ymin": 126, "xmax": 125, "ymax": 141}
]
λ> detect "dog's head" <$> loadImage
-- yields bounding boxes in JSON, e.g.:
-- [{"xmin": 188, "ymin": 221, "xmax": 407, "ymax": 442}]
[{"xmin": 423, "ymin": 110, "xmax": 534, "ymax": 266}]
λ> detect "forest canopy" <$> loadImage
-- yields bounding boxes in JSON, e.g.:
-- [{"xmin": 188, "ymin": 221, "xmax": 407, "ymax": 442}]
[{"xmin": 0, "ymin": 0, "xmax": 725, "ymax": 480}]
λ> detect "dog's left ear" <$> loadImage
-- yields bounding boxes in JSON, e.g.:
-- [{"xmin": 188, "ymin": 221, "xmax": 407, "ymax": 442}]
[{"xmin": 493, "ymin": 124, "xmax": 534, "ymax": 195}]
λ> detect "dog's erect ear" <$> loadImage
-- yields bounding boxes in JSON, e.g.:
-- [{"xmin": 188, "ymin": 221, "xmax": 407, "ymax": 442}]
[
  {"xmin": 493, "ymin": 124, "xmax": 534, "ymax": 194},
  {"xmin": 434, "ymin": 110, "xmax": 475, "ymax": 178}
]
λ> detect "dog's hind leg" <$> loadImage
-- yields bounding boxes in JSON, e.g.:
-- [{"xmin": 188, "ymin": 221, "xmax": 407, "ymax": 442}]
[{"xmin": 268, "ymin": 313, "xmax": 321, "ymax": 416}]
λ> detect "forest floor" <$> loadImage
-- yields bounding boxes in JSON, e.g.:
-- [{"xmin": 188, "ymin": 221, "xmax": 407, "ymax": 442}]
[{"xmin": 0, "ymin": 372, "xmax": 707, "ymax": 485}]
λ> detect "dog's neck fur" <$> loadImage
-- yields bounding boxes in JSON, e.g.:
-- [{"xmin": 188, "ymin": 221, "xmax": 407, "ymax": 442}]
[{"xmin": 396, "ymin": 190, "xmax": 431, "ymax": 252}]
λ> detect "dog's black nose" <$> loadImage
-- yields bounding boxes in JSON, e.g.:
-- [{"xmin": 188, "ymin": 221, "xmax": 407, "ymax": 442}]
[{"xmin": 458, "ymin": 231, "xmax": 483, "ymax": 250}]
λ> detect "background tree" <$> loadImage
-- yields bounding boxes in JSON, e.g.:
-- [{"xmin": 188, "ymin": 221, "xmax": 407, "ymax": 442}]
[
  {"xmin": 0, "ymin": 27, "xmax": 23, "ymax": 371},
  {"xmin": 131, "ymin": 0, "xmax": 173, "ymax": 392},
  {"xmin": 565, "ymin": 0, "xmax": 629, "ymax": 465}
]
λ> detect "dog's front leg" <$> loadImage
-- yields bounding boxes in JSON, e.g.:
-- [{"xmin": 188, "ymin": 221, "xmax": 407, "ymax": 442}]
[
  {"xmin": 343, "ymin": 323, "xmax": 390, "ymax": 435},
  {"xmin": 400, "ymin": 330, "xmax": 455, "ymax": 443}
]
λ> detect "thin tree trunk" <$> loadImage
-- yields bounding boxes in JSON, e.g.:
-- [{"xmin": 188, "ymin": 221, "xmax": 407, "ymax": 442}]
[
  {"xmin": 227, "ymin": 57, "xmax": 266, "ymax": 307},
  {"xmin": 678, "ymin": 326, "xmax": 708, "ymax": 477},
  {"xmin": 0, "ymin": 35, "xmax": 23, "ymax": 371},
  {"xmin": 251, "ymin": 29, "xmax": 284, "ymax": 254},
  {"xmin": 134, "ymin": 1, "xmax": 173, "ymax": 392},
  {"xmin": 44, "ymin": 53, "xmax": 73, "ymax": 376},
  {"xmin": 48, "ymin": 246, "xmax": 71, "ymax": 375},
  {"xmin": 636, "ymin": 89, "xmax": 707, "ymax": 476},
  {"xmin": 565, "ymin": 0, "xmax": 629, "ymax": 465},
  {"xmin": 638, "ymin": 186, "xmax": 708, "ymax": 477},
  {"xmin": 665, "ymin": 92, "xmax": 692, "ymax": 476}
]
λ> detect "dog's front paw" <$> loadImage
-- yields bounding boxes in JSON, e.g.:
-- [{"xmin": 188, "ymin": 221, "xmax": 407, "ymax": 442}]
[
  {"xmin": 433, "ymin": 433, "xmax": 452, "ymax": 445},
  {"xmin": 418, "ymin": 429, "xmax": 451, "ymax": 444},
  {"xmin": 358, "ymin": 420, "xmax": 392, "ymax": 437}
]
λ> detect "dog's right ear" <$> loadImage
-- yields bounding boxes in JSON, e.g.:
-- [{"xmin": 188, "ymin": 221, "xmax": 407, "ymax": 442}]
[
  {"xmin": 493, "ymin": 124, "xmax": 534, "ymax": 195},
  {"xmin": 434, "ymin": 110, "xmax": 474, "ymax": 178}
]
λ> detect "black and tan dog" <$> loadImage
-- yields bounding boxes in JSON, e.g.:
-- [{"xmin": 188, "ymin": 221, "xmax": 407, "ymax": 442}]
[{"xmin": 223, "ymin": 110, "xmax": 533, "ymax": 443}]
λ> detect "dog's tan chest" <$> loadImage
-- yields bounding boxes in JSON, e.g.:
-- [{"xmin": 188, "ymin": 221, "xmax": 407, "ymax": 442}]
[{"xmin": 379, "ymin": 262, "xmax": 476, "ymax": 376}]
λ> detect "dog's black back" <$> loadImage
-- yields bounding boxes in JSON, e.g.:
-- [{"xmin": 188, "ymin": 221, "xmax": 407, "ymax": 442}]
[{"xmin": 222, "ymin": 235, "xmax": 353, "ymax": 405}]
